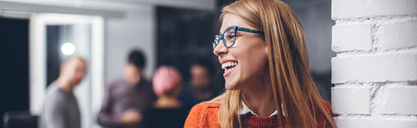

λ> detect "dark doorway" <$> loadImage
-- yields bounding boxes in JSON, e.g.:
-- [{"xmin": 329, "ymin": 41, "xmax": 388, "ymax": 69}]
[
  {"xmin": 0, "ymin": 17, "xmax": 30, "ymax": 128},
  {"xmin": 156, "ymin": 6, "xmax": 225, "ymax": 94},
  {"xmin": 46, "ymin": 25, "xmax": 62, "ymax": 87}
]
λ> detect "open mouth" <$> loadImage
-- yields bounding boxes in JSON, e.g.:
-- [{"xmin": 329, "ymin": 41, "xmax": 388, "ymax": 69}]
[{"xmin": 222, "ymin": 62, "xmax": 238, "ymax": 74}]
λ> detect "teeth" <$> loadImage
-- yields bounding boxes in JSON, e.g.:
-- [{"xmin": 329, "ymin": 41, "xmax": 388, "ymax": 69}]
[
  {"xmin": 221, "ymin": 62, "xmax": 238, "ymax": 70},
  {"xmin": 224, "ymin": 68, "xmax": 233, "ymax": 73}
]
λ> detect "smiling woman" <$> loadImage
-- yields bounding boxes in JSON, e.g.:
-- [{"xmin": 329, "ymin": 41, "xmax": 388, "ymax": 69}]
[{"xmin": 184, "ymin": 0, "xmax": 336, "ymax": 128}]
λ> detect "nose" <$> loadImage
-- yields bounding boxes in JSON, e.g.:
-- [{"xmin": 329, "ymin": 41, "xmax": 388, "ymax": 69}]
[{"xmin": 213, "ymin": 41, "xmax": 228, "ymax": 56}]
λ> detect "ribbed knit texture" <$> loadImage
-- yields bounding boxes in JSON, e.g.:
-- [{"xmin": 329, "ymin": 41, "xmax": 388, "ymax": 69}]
[{"xmin": 184, "ymin": 101, "xmax": 333, "ymax": 128}]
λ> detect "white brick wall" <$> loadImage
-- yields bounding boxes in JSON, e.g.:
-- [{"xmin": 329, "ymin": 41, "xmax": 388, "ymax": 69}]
[
  {"xmin": 335, "ymin": 118, "xmax": 417, "ymax": 128},
  {"xmin": 379, "ymin": 20, "xmax": 417, "ymax": 50},
  {"xmin": 332, "ymin": 0, "xmax": 417, "ymax": 19},
  {"xmin": 380, "ymin": 86, "xmax": 417, "ymax": 114},
  {"xmin": 332, "ymin": 23, "xmax": 373, "ymax": 52},
  {"xmin": 332, "ymin": 52, "xmax": 417, "ymax": 83},
  {"xmin": 332, "ymin": 86, "xmax": 372, "ymax": 114},
  {"xmin": 331, "ymin": 0, "xmax": 417, "ymax": 127}
]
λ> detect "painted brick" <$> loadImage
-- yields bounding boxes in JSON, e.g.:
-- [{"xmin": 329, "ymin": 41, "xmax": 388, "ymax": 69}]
[
  {"xmin": 332, "ymin": 0, "xmax": 417, "ymax": 19},
  {"xmin": 332, "ymin": 86, "xmax": 371, "ymax": 114},
  {"xmin": 332, "ymin": 24, "xmax": 373, "ymax": 52},
  {"xmin": 379, "ymin": 20, "xmax": 417, "ymax": 50},
  {"xmin": 380, "ymin": 86, "xmax": 417, "ymax": 114},
  {"xmin": 332, "ymin": 52, "xmax": 417, "ymax": 84},
  {"xmin": 334, "ymin": 117, "xmax": 417, "ymax": 128}
]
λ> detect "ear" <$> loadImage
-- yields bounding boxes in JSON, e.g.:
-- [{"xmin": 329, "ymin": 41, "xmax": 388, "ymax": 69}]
[{"xmin": 265, "ymin": 45, "xmax": 269, "ymax": 54}]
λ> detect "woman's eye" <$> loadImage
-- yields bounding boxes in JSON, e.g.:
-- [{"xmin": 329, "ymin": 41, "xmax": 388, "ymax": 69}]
[{"xmin": 225, "ymin": 34, "xmax": 235, "ymax": 40}]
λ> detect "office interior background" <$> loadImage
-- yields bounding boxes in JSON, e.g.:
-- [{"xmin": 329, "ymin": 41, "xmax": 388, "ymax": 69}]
[{"xmin": 0, "ymin": 0, "xmax": 336, "ymax": 128}]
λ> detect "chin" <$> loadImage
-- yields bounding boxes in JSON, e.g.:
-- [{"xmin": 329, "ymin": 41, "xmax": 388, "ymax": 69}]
[
  {"xmin": 224, "ymin": 79, "xmax": 240, "ymax": 90},
  {"xmin": 224, "ymin": 71, "xmax": 243, "ymax": 90},
  {"xmin": 73, "ymin": 81, "xmax": 81, "ymax": 86}
]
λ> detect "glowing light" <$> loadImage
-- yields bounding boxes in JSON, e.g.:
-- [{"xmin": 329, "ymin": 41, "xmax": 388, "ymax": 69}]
[{"xmin": 61, "ymin": 43, "xmax": 75, "ymax": 55}]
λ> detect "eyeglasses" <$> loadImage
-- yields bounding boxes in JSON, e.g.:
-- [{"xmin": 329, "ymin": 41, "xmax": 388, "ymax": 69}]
[{"xmin": 212, "ymin": 26, "xmax": 264, "ymax": 49}]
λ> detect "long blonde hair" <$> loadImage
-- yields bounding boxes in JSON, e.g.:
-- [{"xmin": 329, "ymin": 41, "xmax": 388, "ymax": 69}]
[{"xmin": 211, "ymin": 0, "xmax": 336, "ymax": 128}]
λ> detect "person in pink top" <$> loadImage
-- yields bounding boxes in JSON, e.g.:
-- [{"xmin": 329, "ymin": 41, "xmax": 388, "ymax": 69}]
[
  {"xmin": 142, "ymin": 66, "xmax": 191, "ymax": 128},
  {"xmin": 152, "ymin": 66, "xmax": 183, "ymax": 109}
]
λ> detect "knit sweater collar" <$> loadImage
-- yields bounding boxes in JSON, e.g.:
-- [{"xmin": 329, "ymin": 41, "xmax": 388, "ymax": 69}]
[
  {"xmin": 240, "ymin": 101, "xmax": 278, "ymax": 117},
  {"xmin": 240, "ymin": 114, "xmax": 285, "ymax": 127}
]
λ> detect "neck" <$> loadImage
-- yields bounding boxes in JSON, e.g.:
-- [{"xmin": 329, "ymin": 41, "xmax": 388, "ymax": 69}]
[
  {"xmin": 126, "ymin": 77, "xmax": 141, "ymax": 87},
  {"xmin": 57, "ymin": 77, "xmax": 73, "ymax": 93},
  {"xmin": 241, "ymin": 77, "xmax": 275, "ymax": 117}
]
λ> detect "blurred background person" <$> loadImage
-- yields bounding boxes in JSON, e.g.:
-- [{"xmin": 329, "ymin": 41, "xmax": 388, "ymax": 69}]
[
  {"xmin": 142, "ymin": 66, "xmax": 190, "ymax": 128},
  {"xmin": 179, "ymin": 60, "xmax": 220, "ymax": 107},
  {"xmin": 97, "ymin": 50, "xmax": 156, "ymax": 128},
  {"xmin": 39, "ymin": 56, "xmax": 87, "ymax": 128}
]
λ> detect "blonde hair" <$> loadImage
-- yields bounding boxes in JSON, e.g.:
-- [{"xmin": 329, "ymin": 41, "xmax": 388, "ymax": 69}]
[{"xmin": 211, "ymin": 0, "xmax": 336, "ymax": 128}]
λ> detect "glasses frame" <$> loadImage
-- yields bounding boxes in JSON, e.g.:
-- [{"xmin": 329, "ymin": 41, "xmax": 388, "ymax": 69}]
[{"xmin": 213, "ymin": 26, "xmax": 264, "ymax": 49}]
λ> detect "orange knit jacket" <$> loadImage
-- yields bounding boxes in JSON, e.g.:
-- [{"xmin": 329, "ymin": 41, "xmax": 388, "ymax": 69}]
[{"xmin": 184, "ymin": 101, "xmax": 333, "ymax": 128}]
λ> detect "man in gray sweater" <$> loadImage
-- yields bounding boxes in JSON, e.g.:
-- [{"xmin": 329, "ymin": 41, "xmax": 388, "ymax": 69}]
[{"xmin": 39, "ymin": 56, "xmax": 87, "ymax": 128}]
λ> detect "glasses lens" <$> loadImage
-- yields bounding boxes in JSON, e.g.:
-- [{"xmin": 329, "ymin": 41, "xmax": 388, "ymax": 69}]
[
  {"xmin": 223, "ymin": 28, "xmax": 235, "ymax": 47},
  {"xmin": 213, "ymin": 35, "xmax": 221, "ymax": 49}
]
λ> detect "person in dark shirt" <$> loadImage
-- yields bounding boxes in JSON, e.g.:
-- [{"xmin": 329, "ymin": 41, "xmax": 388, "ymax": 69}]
[
  {"xmin": 179, "ymin": 61, "xmax": 220, "ymax": 106},
  {"xmin": 97, "ymin": 50, "xmax": 156, "ymax": 128},
  {"xmin": 142, "ymin": 66, "xmax": 191, "ymax": 128}
]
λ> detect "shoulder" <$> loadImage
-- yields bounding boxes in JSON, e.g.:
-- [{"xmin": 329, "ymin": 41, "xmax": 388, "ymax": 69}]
[
  {"xmin": 184, "ymin": 102, "xmax": 221, "ymax": 128},
  {"xmin": 188, "ymin": 102, "xmax": 220, "ymax": 117},
  {"xmin": 44, "ymin": 90, "xmax": 67, "ymax": 109},
  {"xmin": 46, "ymin": 85, "xmax": 65, "ymax": 100},
  {"xmin": 45, "ymin": 82, "xmax": 59, "ymax": 95},
  {"xmin": 319, "ymin": 100, "xmax": 332, "ymax": 114},
  {"xmin": 193, "ymin": 102, "xmax": 220, "ymax": 110},
  {"xmin": 312, "ymin": 100, "xmax": 334, "ymax": 128},
  {"xmin": 324, "ymin": 101, "xmax": 331, "ymax": 110},
  {"xmin": 310, "ymin": 100, "xmax": 331, "ymax": 111}
]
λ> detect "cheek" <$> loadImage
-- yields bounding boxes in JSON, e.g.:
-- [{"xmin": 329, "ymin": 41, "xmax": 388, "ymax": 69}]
[
  {"xmin": 131, "ymin": 72, "xmax": 140, "ymax": 78},
  {"xmin": 127, "ymin": 70, "xmax": 135, "ymax": 76},
  {"xmin": 77, "ymin": 72, "xmax": 85, "ymax": 78},
  {"xmin": 67, "ymin": 70, "xmax": 77, "ymax": 78},
  {"xmin": 236, "ymin": 44, "xmax": 268, "ymax": 75},
  {"xmin": 240, "ymin": 56, "xmax": 267, "ymax": 75}
]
